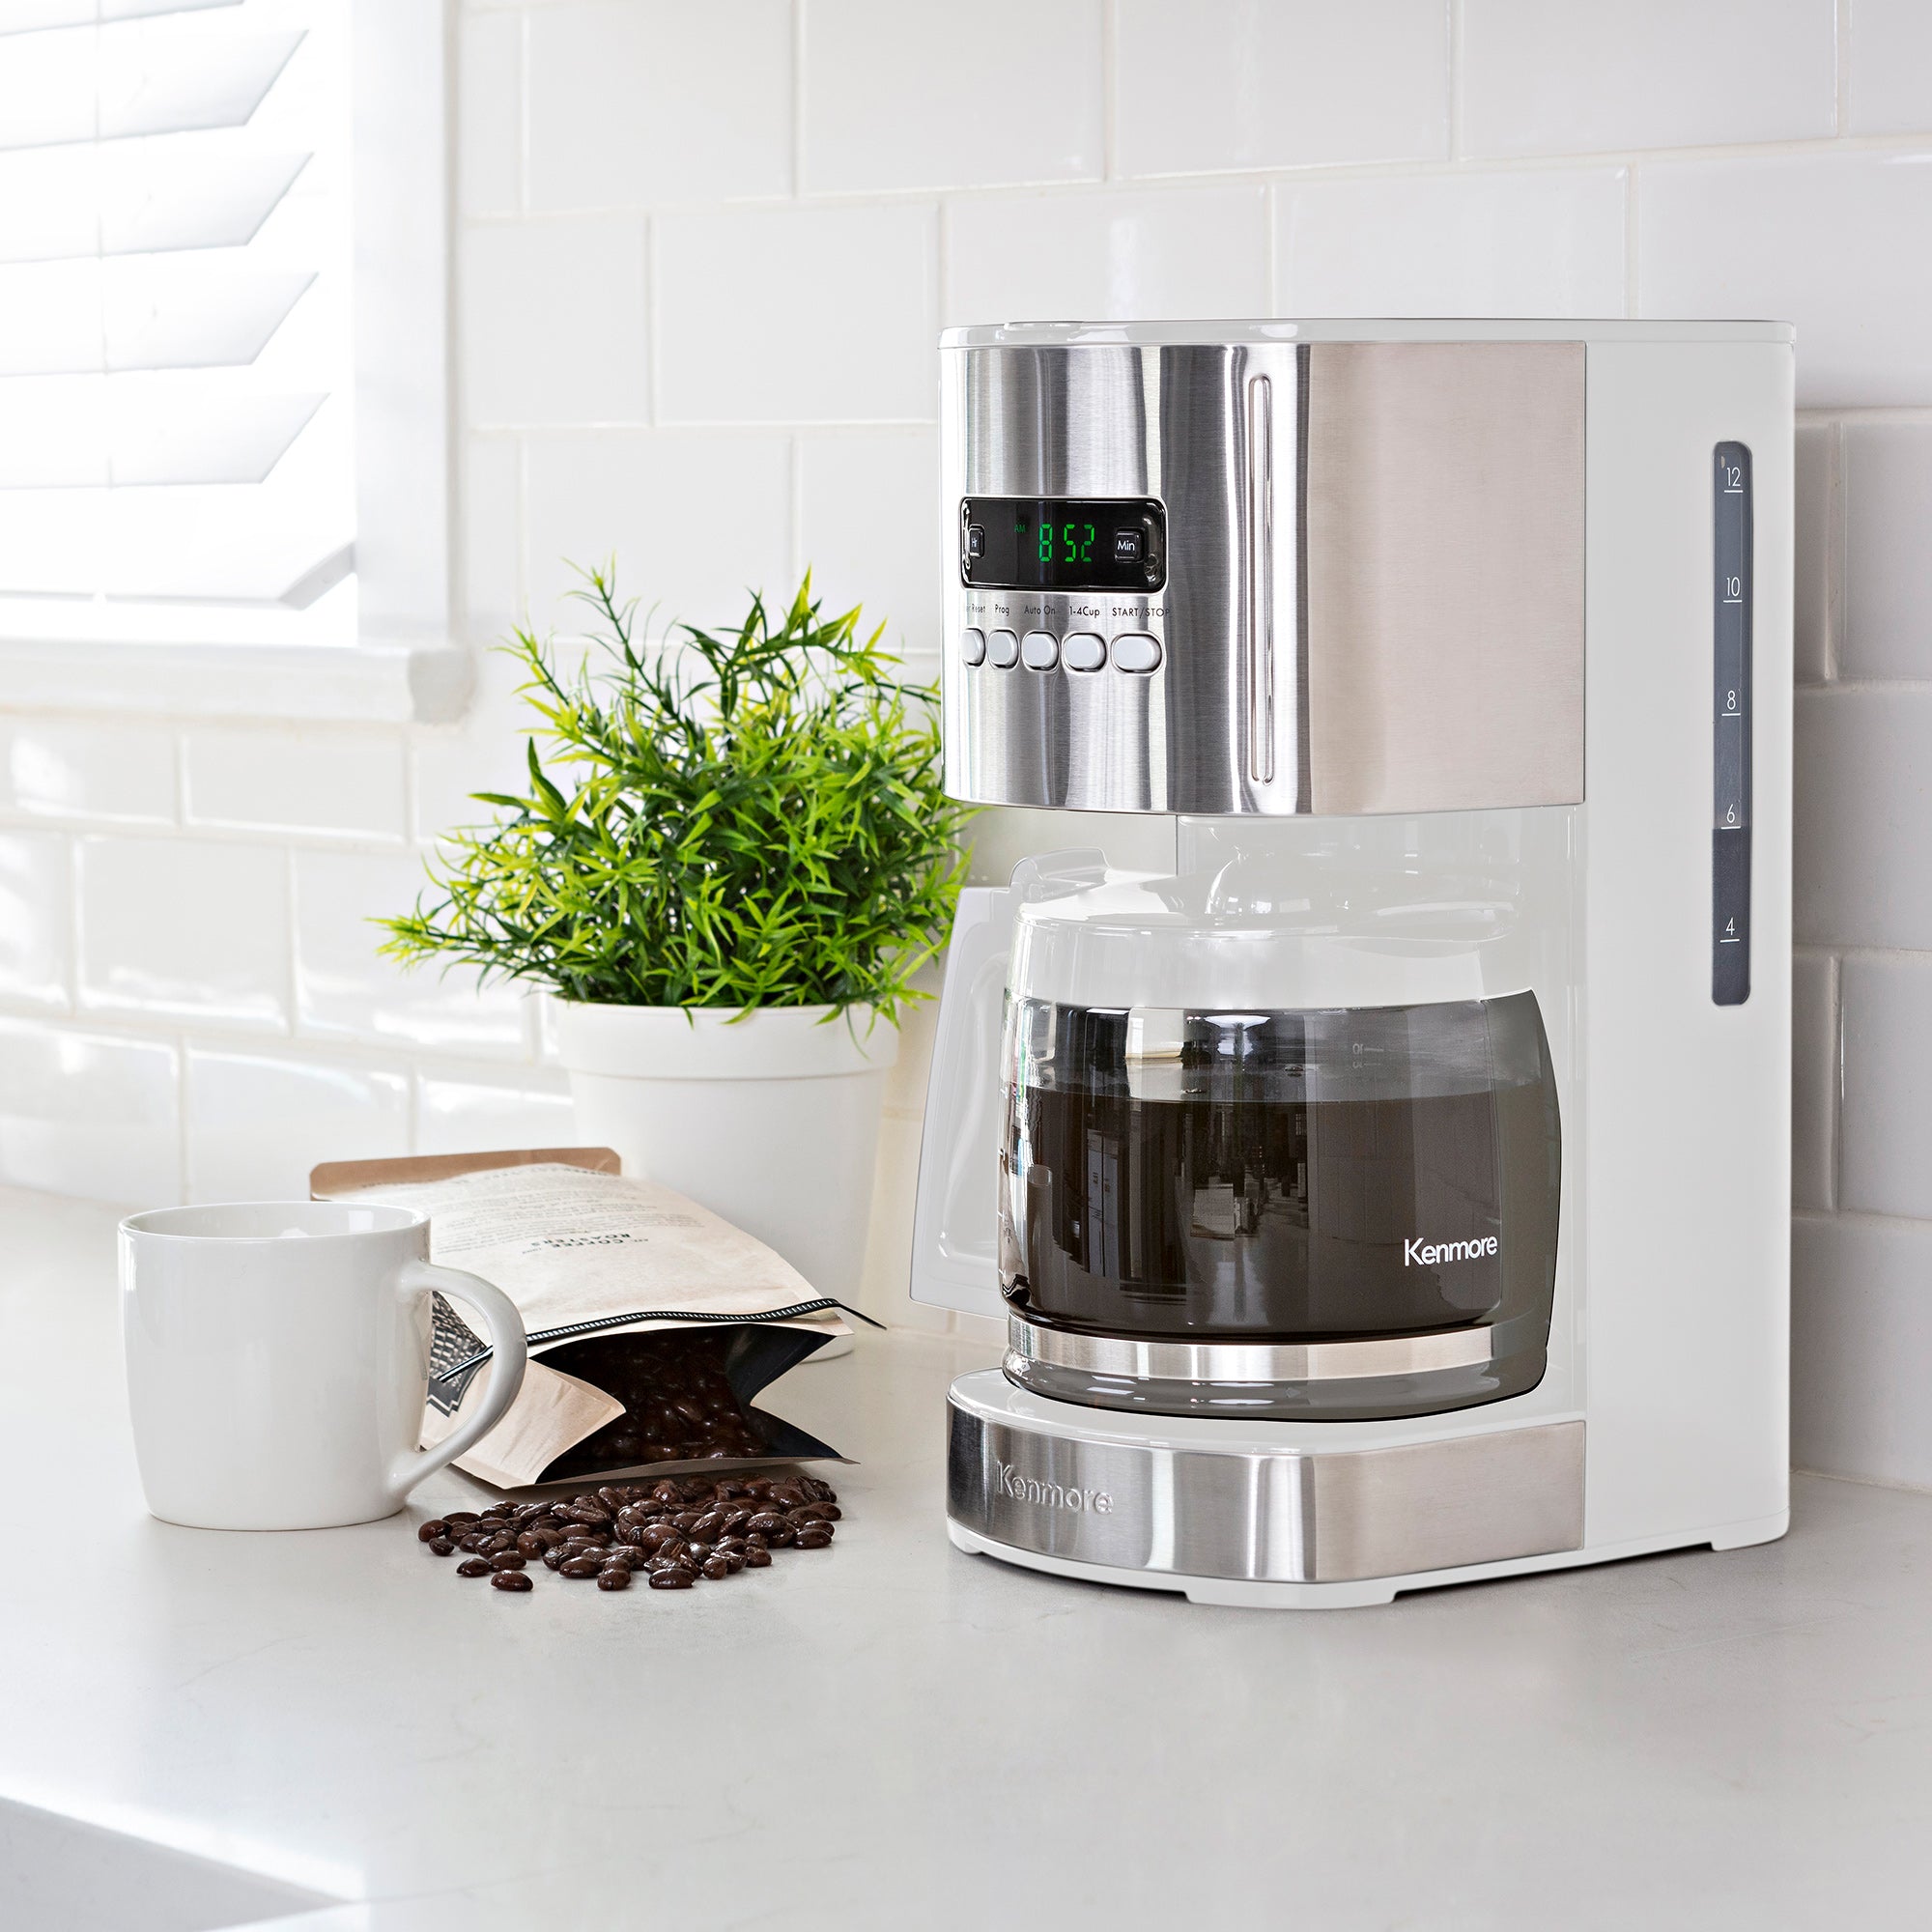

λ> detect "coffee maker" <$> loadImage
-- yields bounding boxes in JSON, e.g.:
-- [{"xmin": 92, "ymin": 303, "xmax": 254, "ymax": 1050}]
[{"xmin": 911, "ymin": 321, "xmax": 1792, "ymax": 1607}]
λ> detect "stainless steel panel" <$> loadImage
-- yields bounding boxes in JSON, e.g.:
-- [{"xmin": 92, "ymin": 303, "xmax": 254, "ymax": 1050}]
[
  {"xmin": 947, "ymin": 1392, "xmax": 1585, "ymax": 1584},
  {"xmin": 940, "ymin": 333, "xmax": 1585, "ymax": 816},
  {"xmin": 1006, "ymin": 1315, "xmax": 1496, "ymax": 1383}
]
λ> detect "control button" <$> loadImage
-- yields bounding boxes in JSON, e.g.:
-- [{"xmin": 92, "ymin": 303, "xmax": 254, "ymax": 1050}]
[
  {"xmin": 1111, "ymin": 632, "xmax": 1161, "ymax": 673},
  {"xmin": 1112, "ymin": 527, "xmax": 1144, "ymax": 563},
  {"xmin": 1062, "ymin": 631, "xmax": 1105, "ymax": 672},
  {"xmin": 987, "ymin": 628, "xmax": 1020, "ymax": 668},
  {"xmin": 960, "ymin": 627, "xmax": 986, "ymax": 667},
  {"xmin": 966, "ymin": 524, "xmax": 985, "ymax": 559},
  {"xmin": 1021, "ymin": 630, "xmax": 1059, "ymax": 670}
]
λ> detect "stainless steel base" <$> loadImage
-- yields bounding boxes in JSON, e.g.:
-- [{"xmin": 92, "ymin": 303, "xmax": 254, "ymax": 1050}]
[{"xmin": 946, "ymin": 1369, "xmax": 1585, "ymax": 1600}]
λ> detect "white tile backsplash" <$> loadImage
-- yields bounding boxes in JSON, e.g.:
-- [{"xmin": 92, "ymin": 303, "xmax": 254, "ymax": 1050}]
[
  {"xmin": 1275, "ymin": 169, "xmax": 1627, "ymax": 319},
  {"xmin": 1840, "ymin": 422, "xmax": 1932, "ymax": 680},
  {"xmin": 655, "ymin": 203, "xmax": 938, "ymax": 424},
  {"xmin": 3, "ymin": 0, "xmax": 1932, "ymax": 1451},
  {"xmin": 2, "ymin": 720, "xmax": 175, "ymax": 824},
  {"xmin": 1461, "ymin": 0, "xmax": 1835, "ymax": 156},
  {"xmin": 184, "ymin": 728, "xmax": 408, "ymax": 841},
  {"xmin": 78, "ymin": 838, "xmax": 289, "ymax": 1029},
  {"xmin": 462, "ymin": 215, "xmax": 649, "ymax": 427},
  {"xmin": 293, "ymin": 849, "xmax": 527, "ymax": 1055},
  {"xmin": 1639, "ymin": 153, "xmax": 1932, "ymax": 408},
  {"xmin": 415, "ymin": 1064, "xmax": 576, "ymax": 1155},
  {"xmin": 1838, "ymin": 955, "xmax": 1932, "ymax": 1219},
  {"xmin": 1115, "ymin": 0, "xmax": 1448, "ymax": 177},
  {"xmin": 1846, "ymin": 0, "xmax": 1932, "ymax": 134},
  {"xmin": 0, "ymin": 1019, "xmax": 181, "ymax": 1205},
  {"xmin": 185, "ymin": 1048, "xmax": 410, "ymax": 1203},
  {"xmin": 803, "ymin": 0, "xmax": 1102, "ymax": 194},
  {"xmin": 946, "ymin": 185, "xmax": 1269, "ymax": 327},
  {"xmin": 1793, "ymin": 1213, "xmax": 1932, "ymax": 1488},
  {"xmin": 524, "ymin": 431, "xmax": 794, "ymax": 635},
  {"xmin": 1791, "ymin": 951, "xmax": 1837, "ymax": 1213},
  {"xmin": 0, "ymin": 829, "xmax": 70, "ymax": 1010},
  {"xmin": 457, "ymin": 6, "xmax": 521, "ymax": 219},
  {"xmin": 1794, "ymin": 690, "xmax": 1932, "ymax": 952},
  {"xmin": 796, "ymin": 430, "xmax": 940, "ymax": 653},
  {"xmin": 526, "ymin": 0, "xmax": 792, "ymax": 211}
]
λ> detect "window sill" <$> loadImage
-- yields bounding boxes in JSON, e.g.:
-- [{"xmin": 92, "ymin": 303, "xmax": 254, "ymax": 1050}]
[{"xmin": 0, "ymin": 635, "xmax": 473, "ymax": 725}]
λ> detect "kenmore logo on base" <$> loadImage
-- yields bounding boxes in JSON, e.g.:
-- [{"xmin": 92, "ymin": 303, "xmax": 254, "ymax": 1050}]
[
  {"xmin": 996, "ymin": 1461, "xmax": 1114, "ymax": 1515},
  {"xmin": 1405, "ymin": 1235, "xmax": 1501, "ymax": 1266}
]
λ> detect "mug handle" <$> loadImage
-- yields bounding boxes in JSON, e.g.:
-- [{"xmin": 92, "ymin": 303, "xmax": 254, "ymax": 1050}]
[{"xmin": 385, "ymin": 1261, "xmax": 528, "ymax": 1505}]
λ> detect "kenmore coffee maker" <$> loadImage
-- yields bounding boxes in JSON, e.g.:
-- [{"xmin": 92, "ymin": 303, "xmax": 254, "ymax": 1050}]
[{"xmin": 912, "ymin": 321, "xmax": 1792, "ymax": 1607}]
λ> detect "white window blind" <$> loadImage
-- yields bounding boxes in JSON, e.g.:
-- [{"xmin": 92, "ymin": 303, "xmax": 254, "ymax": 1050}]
[{"xmin": 0, "ymin": 0, "xmax": 355, "ymax": 648}]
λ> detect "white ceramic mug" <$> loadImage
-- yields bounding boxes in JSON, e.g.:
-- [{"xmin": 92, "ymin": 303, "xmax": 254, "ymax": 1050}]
[{"xmin": 121, "ymin": 1201, "xmax": 527, "ymax": 1531}]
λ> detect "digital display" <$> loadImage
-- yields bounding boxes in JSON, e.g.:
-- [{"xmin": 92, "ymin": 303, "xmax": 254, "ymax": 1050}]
[{"xmin": 960, "ymin": 497, "xmax": 1166, "ymax": 591}]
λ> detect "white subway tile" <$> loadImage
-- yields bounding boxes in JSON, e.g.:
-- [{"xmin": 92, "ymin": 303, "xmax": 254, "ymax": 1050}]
[
  {"xmin": 1847, "ymin": 0, "xmax": 1932, "ymax": 134},
  {"xmin": 882, "ymin": 994, "xmax": 938, "ymax": 1122},
  {"xmin": 1462, "ymin": 0, "xmax": 1834, "ymax": 156},
  {"xmin": 457, "ymin": 6, "xmax": 521, "ymax": 219},
  {"xmin": 1794, "ymin": 689, "xmax": 1932, "ymax": 950},
  {"xmin": 1838, "ymin": 955, "xmax": 1932, "ymax": 1218},
  {"xmin": 1276, "ymin": 169, "xmax": 1626, "ymax": 319},
  {"xmin": 859, "ymin": 1109, "xmax": 948, "ymax": 1332},
  {"xmin": 462, "ymin": 436, "xmax": 521, "ymax": 638},
  {"xmin": 525, "ymin": 431, "xmax": 793, "ymax": 636},
  {"xmin": 461, "ymin": 215, "xmax": 648, "ymax": 427},
  {"xmin": 0, "ymin": 1018, "xmax": 180, "ymax": 1205},
  {"xmin": 1116, "ymin": 0, "xmax": 1448, "ymax": 176},
  {"xmin": 185, "ymin": 1048, "xmax": 410, "ymax": 1204},
  {"xmin": 1793, "ymin": 1214, "xmax": 1932, "ymax": 1488},
  {"xmin": 415, "ymin": 1065, "xmax": 576, "ymax": 1155},
  {"xmin": 1793, "ymin": 422, "xmax": 1837, "ymax": 686},
  {"xmin": 0, "ymin": 829, "xmax": 70, "ymax": 1010},
  {"xmin": 655, "ymin": 204, "xmax": 938, "ymax": 424},
  {"xmin": 2, "ymin": 719, "xmax": 175, "ymax": 824},
  {"xmin": 1639, "ymin": 154, "xmax": 1932, "ymax": 409},
  {"xmin": 526, "ymin": 0, "xmax": 790, "ymax": 211},
  {"xmin": 184, "ymin": 728, "xmax": 408, "ymax": 840},
  {"xmin": 411, "ymin": 642, "xmax": 542, "ymax": 846},
  {"xmin": 803, "ymin": 0, "xmax": 1101, "ymax": 194},
  {"xmin": 78, "ymin": 838, "xmax": 288, "ymax": 1028},
  {"xmin": 1841, "ymin": 422, "xmax": 1932, "ymax": 680},
  {"xmin": 294, "ymin": 849, "xmax": 527, "ymax": 1055},
  {"xmin": 1791, "ymin": 952, "xmax": 1836, "ymax": 1212},
  {"xmin": 946, "ymin": 185, "xmax": 1268, "ymax": 327},
  {"xmin": 797, "ymin": 431, "xmax": 940, "ymax": 657}
]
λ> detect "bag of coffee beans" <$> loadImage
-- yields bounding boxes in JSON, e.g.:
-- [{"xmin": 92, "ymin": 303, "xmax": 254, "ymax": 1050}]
[{"xmin": 311, "ymin": 1150, "xmax": 854, "ymax": 1490}]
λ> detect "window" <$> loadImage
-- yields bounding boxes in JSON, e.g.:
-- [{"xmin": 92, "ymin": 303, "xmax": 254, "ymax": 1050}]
[{"xmin": 0, "ymin": 0, "xmax": 461, "ymax": 719}]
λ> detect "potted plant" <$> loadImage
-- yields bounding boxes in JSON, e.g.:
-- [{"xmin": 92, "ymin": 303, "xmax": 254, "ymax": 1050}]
[{"xmin": 381, "ymin": 568, "xmax": 969, "ymax": 1309}]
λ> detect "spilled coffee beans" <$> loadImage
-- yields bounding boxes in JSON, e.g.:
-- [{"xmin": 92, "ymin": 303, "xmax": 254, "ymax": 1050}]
[{"xmin": 417, "ymin": 1473, "xmax": 840, "ymax": 1600}]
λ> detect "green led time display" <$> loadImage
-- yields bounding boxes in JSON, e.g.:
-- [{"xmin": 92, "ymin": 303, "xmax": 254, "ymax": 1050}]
[{"xmin": 1018, "ymin": 514, "xmax": 1098, "ymax": 566}]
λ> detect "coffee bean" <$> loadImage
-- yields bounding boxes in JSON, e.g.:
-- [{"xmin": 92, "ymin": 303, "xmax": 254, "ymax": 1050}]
[
  {"xmin": 690, "ymin": 1512, "xmax": 729, "ymax": 1540},
  {"xmin": 745, "ymin": 1512, "xmax": 786, "ymax": 1539},
  {"xmin": 700, "ymin": 1556, "xmax": 731, "ymax": 1579},
  {"xmin": 443, "ymin": 1511, "xmax": 480, "ymax": 1525},
  {"xmin": 712, "ymin": 1549, "xmax": 745, "ymax": 1575},
  {"xmin": 794, "ymin": 1525, "xmax": 834, "ymax": 1549},
  {"xmin": 491, "ymin": 1570, "xmax": 533, "ymax": 1593},
  {"xmin": 516, "ymin": 1531, "xmax": 546, "ymax": 1559},
  {"xmin": 596, "ymin": 1566, "xmax": 631, "ymax": 1591},
  {"xmin": 483, "ymin": 1531, "xmax": 516, "ymax": 1556},
  {"xmin": 457, "ymin": 1532, "xmax": 488, "ymax": 1552},
  {"xmin": 648, "ymin": 1567, "xmax": 695, "ymax": 1590},
  {"xmin": 789, "ymin": 1502, "xmax": 841, "ymax": 1522},
  {"xmin": 427, "ymin": 1537, "xmax": 456, "ymax": 1556},
  {"xmin": 456, "ymin": 1557, "xmax": 491, "ymax": 1577},
  {"xmin": 489, "ymin": 1550, "xmax": 526, "ymax": 1571},
  {"xmin": 744, "ymin": 1545, "xmax": 772, "ymax": 1568},
  {"xmin": 542, "ymin": 1547, "xmax": 567, "ymax": 1571},
  {"xmin": 417, "ymin": 1520, "xmax": 449, "ymax": 1543},
  {"xmin": 558, "ymin": 1555, "xmax": 603, "ymax": 1579}
]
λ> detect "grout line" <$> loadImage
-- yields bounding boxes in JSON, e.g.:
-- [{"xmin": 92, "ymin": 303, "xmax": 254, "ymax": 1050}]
[
  {"xmin": 1101, "ymin": 0, "xmax": 1119, "ymax": 181},
  {"xmin": 1623, "ymin": 161, "xmax": 1639, "ymax": 317},
  {"xmin": 1827, "ymin": 951, "xmax": 1842, "ymax": 1211},
  {"xmin": 1834, "ymin": 0, "xmax": 1852, "ymax": 138},
  {"xmin": 790, "ymin": 0, "xmax": 806, "ymax": 198}
]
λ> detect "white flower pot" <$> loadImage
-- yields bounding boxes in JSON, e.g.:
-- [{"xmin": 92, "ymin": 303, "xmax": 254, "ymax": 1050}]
[{"xmin": 554, "ymin": 1003, "xmax": 898, "ymax": 1325}]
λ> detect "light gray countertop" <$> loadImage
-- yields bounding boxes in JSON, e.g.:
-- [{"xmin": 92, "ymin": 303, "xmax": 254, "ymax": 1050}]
[{"xmin": 2, "ymin": 1185, "xmax": 1928, "ymax": 1932}]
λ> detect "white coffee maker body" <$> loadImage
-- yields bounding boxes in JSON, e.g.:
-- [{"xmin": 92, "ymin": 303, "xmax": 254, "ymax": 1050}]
[{"xmin": 913, "ymin": 320, "xmax": 1792, "ymax": 1606}]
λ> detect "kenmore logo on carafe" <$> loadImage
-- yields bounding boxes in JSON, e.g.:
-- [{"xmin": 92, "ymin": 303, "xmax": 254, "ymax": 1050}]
[{"xmin": 1405, "ymin": 1235, "xmax": 1501, "ymax": 1266}]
